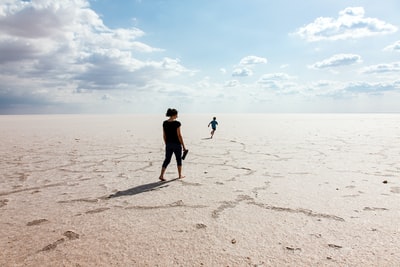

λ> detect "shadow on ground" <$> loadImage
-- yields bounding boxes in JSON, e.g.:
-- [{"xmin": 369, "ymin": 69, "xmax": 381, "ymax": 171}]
[{"xmin": 107, "ymin": 178, "xmax": 178, "ymax": 198}]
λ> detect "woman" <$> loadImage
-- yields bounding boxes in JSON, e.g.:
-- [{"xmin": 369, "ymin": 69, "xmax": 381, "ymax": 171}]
[{"xmin": 159, "ymin": 108, "xmax": 187, "ymax": 181}]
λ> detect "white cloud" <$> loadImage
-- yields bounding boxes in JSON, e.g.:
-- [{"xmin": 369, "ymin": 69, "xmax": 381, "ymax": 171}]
[
  {"xmin": 257, "ymin": 73, "xmax": 298, "ymax": 92},
  {"xmin": 232, "ymin": 68, "xmax": 253, "ymax": 77},
  {"xmin": 309, "ymin": 79, "xmax": 400, "ymax": 96},
  {"xmin": 259, "ymin": 73, "xmax": 294, "ymax": 81},
  {"xmin": 239, "ymin": 55, "xmax": 267, "ymax": 66},
  {"xmin": 224, "ymin": 80, "xmax": 240, "ymax": 87},
  {"xmin": 309, "ymin": 54, "xmax": 362, "ymax": 69},
  {"xmin": 295, "ymin": 7, "xmax": 397, "ymax": 42},
  {"xmin": 309, "ymin": 80, "xmax": 342, "ymax": 94},
  {"xmin": 300, "ymin": 79, "xmax": 400, "ymax": 98},
  {"xmin": 384, "ymin": 40, "xmax": 400, "ymax": 52},
  {"xmin": 0, "ymin": 0, "xmax": 189, "ymax": 111},
  {"xmin": 231, "ymin": 55, "xmax": 267, "ymax": 77},
  {"xmin": 361, "ymin": 62, "xmax": 400, "ymax": 74},
  {"xmin": 344, "ymin": 81, "xmax": 400, "ymax": 93},
  {"xmin": 101, "ymin": 94, "xmax": 112, "ymax": 101}
]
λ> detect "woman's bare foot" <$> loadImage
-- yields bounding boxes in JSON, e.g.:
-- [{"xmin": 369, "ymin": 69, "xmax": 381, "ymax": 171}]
[
  {"xmin": 179, "ymin": 175, "xmax": 185, "ymax": 179},
  {"xmin": 159, "ymin": 176, "xmax": 166, "ymax": 181}
]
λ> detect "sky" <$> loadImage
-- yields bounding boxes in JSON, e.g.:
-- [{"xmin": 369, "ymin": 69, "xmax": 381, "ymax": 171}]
[{"xmin": 0, "ymin": 0, "xmax": 399, "ymax": 114}]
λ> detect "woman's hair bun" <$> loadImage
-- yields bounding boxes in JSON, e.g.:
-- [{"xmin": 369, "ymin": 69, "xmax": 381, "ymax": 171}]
[{"xmin": 166, "ymin": 108, "xmax": 178, "ymax": 117}]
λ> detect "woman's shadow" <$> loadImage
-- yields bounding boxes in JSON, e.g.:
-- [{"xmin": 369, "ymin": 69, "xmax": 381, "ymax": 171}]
[{"xmin": 107, "ymin": 178, "xmax": 178, "ymax": 199}]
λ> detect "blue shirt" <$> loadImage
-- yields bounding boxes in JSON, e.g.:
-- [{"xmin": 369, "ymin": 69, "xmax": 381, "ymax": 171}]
[{"xmin": 209, "ymin": 120, "xmax": 218, "ymax": 129}]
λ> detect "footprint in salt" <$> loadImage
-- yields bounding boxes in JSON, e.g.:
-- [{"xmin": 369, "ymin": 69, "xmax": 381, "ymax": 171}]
[
  {"xmin": 85, "ymin": 207, "xmax": 110, "ymax": 214},
  {"xmin": 180, "ymin": 180, "xmax": 202, "ymax": 187},
  {"xmin": 27, "ymin": 219, "xmax": 49, "ymax": 226},
  {"xmin": 17, "ymin": 173, "xmax": 29, "ymax": 181},
  {"xmin": 0, "ymin": 199, "xmax": 9, "ymax": 208},
  {"xmin": 363, "ymin": 207, "xmax": 388, "ymax": 211},
  {"xmin": 38, "ymin": 231, "xmax": 80, "ymax": 252},
  {"xmin": 63, "ymin": 230, "xmax": 80, "ymax": 240},
  {"xmin": 39, "ymin": 238, "xmax": 65, "ymax": 252},
  {"xmin": 195, "ymin": 223, "xmax": 207, "ymax": 229}
]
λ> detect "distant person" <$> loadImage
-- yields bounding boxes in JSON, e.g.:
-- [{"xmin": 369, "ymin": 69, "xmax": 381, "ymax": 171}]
[
  {"xmin": 208, "ymin": 117, "xmax": 218, "ymax": 138},
  {"xmin": 159, "ymin": 108, "xmax": 187, "ymax": 181}
]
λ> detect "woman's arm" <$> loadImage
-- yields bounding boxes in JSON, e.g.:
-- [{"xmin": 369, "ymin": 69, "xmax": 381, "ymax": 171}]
[
  {"xmin": 163, "ymin": 129, "xmax": 166, "ymax": 144},
  {"xmin": 177, "ymin": 127, "xmax": 186, "ymax": 150}
]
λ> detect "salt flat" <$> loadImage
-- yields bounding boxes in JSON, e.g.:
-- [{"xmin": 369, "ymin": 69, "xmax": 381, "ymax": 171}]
[{"xmin": 0, "ymin": 114, "xmax": 399, "ymax": 266}]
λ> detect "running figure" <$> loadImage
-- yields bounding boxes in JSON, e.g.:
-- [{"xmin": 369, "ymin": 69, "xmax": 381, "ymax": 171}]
[
  {"xmin": 208, "ymin": 117, "xmax": 218, "ymax": 138},
  {"xmin": 159, "ymin": 108, "xmax": 187, "ymax": 181}
]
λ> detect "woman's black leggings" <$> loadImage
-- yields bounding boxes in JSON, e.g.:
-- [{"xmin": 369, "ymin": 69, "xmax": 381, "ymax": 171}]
[{"xmin": 162, "ymin": 143, "xmax": 182, "ymax": 168}]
